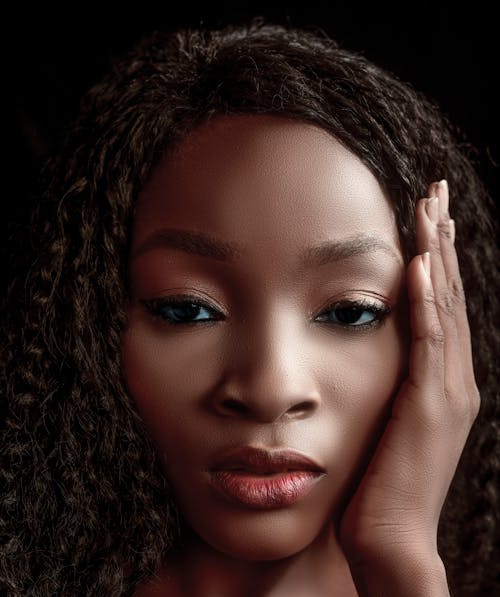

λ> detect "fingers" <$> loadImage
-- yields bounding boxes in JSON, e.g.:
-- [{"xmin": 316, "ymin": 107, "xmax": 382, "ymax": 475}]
[
  {"xmin": 415, "ymin": 184, "xmax": 461, "ymax": 397},
  {"xmin": 413, "ymin": 179, "xmax": 480, "ymax": 421},
  {"xmin": 428, "ymin": 182, "xmax": 476, "ymax": 394},
  {"xmin": 406, "ymin": 250, "xmax": 444, "ymax": 395}
]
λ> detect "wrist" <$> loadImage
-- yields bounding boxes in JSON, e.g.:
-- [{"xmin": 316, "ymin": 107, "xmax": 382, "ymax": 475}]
[{"xmin": 346, "ymin": 547, "xmax": 449, "ymax": 597}]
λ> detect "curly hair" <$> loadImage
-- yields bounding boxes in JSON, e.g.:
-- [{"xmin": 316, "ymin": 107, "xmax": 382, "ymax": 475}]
[{"xmin": 1, "ymin": 18, "xmax": 498, "ymax": 596}]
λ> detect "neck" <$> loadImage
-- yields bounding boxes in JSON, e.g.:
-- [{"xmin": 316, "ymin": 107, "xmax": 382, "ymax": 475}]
[{"xmin": 140, "ymin": 522, "xmax": 358, "ymax": 597}]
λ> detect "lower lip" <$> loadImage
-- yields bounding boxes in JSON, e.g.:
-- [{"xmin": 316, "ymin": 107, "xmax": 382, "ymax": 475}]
[{"xmin": 208, "ymin": 470, "xmax": 324, "ymax": 509}]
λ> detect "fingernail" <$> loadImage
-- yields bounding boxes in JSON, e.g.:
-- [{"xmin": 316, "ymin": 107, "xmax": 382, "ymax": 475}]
[
  {"xmin": 438, "ymin": 179, "xmax": 449, "ymax": 215},
  {"xmin": 425, "ymin": 196, "xmax": 439, "ymax": 224},
  {"xmin": 431, "ymin": 181, "xmax": 441, "ymax": 195},
  {"xmin": 449, "ymin": 219, "xmax": 455, "ymax": 244},
  {"xmin": 421, "ymin": 251, "xmax": 431, "ymax": 278}
]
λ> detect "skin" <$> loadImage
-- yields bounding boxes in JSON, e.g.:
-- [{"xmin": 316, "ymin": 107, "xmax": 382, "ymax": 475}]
[{"xmin": 121, "ymin": 115, "xmax": 479, "ymax": 596}]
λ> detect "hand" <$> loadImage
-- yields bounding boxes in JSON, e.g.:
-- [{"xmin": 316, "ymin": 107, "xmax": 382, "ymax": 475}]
[{"xmin": 339, "ymin": 180, "xmax": 480, "ymax": 596}]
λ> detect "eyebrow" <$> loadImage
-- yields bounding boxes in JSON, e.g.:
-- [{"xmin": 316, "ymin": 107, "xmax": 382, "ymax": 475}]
[{"xmin": 131, "ymin": 227, "xmax": 402, "ymax": 267}]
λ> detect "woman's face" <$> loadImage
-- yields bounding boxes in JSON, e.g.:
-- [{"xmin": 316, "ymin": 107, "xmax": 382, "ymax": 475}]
[{"xmin": 122, "ymin": 114, "xmax": 408, "ymax": 561}]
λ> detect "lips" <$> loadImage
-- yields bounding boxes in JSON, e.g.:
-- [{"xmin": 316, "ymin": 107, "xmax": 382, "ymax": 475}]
[{"xmin": 207, "ymin": 446, "xmax": 326, "ymax": 509}]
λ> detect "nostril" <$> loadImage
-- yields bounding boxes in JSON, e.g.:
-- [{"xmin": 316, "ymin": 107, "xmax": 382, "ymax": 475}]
[
  {"xmin": 287, "ymin": 401, "xmax": 317, "ymax": 418},
  {"xmin": 213, "ymin": 395, "xmax": 319, "ymax": 421},
  {"xmin": 220, "ymin": 399, "xmax": 251, "ymax": 417}
]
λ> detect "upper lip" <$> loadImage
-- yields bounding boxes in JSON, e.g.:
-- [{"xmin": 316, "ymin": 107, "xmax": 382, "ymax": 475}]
[{"xmin": 209, "ymin": 446, "xmax": 325, "ymax": 474}]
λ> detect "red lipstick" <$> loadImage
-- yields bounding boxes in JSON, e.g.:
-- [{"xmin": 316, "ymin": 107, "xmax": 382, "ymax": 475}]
[{"xmin": 208, "ymin": 446, "xmax": 325, "ymax": 510}]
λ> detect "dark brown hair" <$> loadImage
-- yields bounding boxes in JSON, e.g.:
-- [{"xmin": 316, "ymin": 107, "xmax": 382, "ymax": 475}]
[{"xmin": 1, "ymin": 18, "xmax": 498, "ymax": 596}]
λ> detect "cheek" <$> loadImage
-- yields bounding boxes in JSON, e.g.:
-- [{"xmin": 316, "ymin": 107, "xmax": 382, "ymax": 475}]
[
  {"xmin": 120, "ymin": 317, "xmax": 222, "ymax": 445},
  {"xmin": 320, "ymin": 318, "xmax": 408, "ymax": 482},
  {"xmin": 333, "ymin": 321, "xmax": 406, "ymax": 408}
]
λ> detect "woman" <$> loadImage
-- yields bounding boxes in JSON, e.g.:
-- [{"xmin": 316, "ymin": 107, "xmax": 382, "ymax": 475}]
[{"xmin": 1, "ymin": 19, "xmax": 498, "ymax": 596}]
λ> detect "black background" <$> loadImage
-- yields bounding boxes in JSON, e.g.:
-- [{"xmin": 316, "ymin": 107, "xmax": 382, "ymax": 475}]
[{"xmin": 5, "ymin": 2, "xmax": 498, "ymax": 256}]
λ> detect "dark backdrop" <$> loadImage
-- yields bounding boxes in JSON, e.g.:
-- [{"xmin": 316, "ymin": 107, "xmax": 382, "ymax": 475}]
[{"xmin": 4, "ymin": 2, "xmax": 498, "ymax": 285}]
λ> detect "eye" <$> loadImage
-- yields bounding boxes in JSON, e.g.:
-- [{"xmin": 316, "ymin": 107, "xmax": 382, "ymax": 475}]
[
  {"xmin": 315, "ymin": 299, "xmax": 391, "ymax": 328},
  {"xmin": 141, "ymin": 296, "xmax": 223, "ymax": 326},
  {"xmin": 141, "ymin": 296, "xmax": 391, "ymax": 329}
]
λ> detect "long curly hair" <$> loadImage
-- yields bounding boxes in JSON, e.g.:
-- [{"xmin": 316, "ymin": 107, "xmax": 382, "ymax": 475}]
[{"xmin": 1, "ymin": 19, "xmax": 498, "ymax": 596}]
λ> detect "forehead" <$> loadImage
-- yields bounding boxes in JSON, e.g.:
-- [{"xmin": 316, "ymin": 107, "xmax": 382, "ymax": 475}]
[{"xmin": 130, "ymin": 114, "xmax": 402, "ymax": 267}]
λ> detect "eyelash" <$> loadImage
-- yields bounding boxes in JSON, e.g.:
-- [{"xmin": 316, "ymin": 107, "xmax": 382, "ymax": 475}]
[{"xmin": 140, "ymin": 295, "xmax": 391, "ymax": 331}]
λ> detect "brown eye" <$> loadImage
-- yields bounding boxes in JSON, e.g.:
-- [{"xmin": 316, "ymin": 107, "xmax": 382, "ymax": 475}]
[
  {"xmin": 141, "ymin": 296, "xmax": 223, "ymax": 326},
  {"xmin": 315, "ymin": 300, "xmax": 390, "ymax": 328}
]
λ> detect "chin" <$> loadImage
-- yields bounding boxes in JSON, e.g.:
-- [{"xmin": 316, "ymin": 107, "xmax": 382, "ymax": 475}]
[{"xmin": 189, "ymin": 507, "xmax": 327, "ymax": 561}]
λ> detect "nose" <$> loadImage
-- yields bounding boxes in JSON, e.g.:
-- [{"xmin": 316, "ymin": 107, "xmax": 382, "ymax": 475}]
[{"xmin": 210, "ymin": 317, "xmax": 321, "ymax": 423}]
